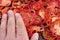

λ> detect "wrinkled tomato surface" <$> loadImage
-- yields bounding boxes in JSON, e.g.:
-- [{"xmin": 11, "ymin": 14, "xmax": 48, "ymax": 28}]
[{"xmin": 0, "ymin": 0, "xmax": 60, "ymax": 40}]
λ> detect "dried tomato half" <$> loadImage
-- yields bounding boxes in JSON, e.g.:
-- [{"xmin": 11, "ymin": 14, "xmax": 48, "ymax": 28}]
[
  {"xmin": 27, "ymin": 25, "xmax": 44, "ymax": 37},
  {"xmin": 50, "ymin": 19, "xmax": 60, "ymax": 36},
  {"xmin": 42, "ymin": 30, "xmax": 55, "ymax": 40}
]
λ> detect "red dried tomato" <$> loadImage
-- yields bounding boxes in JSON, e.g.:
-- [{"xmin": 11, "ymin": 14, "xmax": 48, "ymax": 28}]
[
  {"xmin": 0, "ymin": 0, "xmax": 60, "ymax": 40},
  {"xmin": 50, "ymin": 19, "xmax": 60, "ymax": 36}
]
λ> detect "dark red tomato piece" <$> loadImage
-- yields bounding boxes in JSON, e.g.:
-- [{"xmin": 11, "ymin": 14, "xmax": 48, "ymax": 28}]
[
  {"xmin": 32, "ymin": 1, "xmax": 44, "ymax": 10},
  {"xmin": 45, "ymin": 11, "xmax": 52, "ymax": 25},
  {"xmin": 27, "ymin": 25, "xmax": 44, "ymax": 37},
  {"xmin": 27, "ymin": 26, "xmax": 40, "ymax": 37}
]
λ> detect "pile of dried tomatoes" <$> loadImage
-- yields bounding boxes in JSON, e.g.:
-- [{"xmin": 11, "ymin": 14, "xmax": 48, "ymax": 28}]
[{"xmin": 0, "ymin": 0, "xmax": 60, "ymax": 40}]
